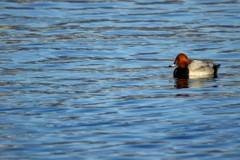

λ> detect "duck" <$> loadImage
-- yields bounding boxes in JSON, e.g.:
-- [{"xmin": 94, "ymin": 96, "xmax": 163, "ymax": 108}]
[{"xmin": 169, "ymin": 53, "xmax": 221, "ymax": 79}]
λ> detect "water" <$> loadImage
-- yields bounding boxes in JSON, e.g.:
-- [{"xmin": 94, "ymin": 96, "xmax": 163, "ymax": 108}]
[{"xmin": 0, "ymin": 0, "xmax": 240, "ymax": 159}]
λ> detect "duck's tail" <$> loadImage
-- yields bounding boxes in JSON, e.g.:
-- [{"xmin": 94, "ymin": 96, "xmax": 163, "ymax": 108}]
[{"xmin": 213, "ymin": 64, "xmax": 221, "ymax": 77}]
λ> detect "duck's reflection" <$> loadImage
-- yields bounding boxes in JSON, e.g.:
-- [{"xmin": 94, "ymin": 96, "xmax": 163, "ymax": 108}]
[
  {"xmin": 174, "ymin": 78, "xmax": 189, "ymax": 89},
  {"xmin": 174, "ymin": 77, "xmax": 219, "ymax": 89}
]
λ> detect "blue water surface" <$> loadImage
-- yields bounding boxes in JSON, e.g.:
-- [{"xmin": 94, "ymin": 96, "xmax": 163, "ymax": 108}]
[{"xmin": 0, "ymin": 0, "xmax": 240, "ymax": 159}]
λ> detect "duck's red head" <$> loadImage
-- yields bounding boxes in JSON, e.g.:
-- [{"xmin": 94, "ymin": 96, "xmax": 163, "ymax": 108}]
[{"xmin": 174, "ymin": 53, "xmax": 190, "ymax": 68}]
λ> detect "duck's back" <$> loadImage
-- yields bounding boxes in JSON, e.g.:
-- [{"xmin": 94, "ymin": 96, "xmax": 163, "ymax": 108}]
[{"xmin": 188, "ymin": 60, "xmax": 215, "ymax": 77}]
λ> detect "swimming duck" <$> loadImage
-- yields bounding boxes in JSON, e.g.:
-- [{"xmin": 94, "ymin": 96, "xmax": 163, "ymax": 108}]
[{"xmin": 170, "ymin": 53, "xmax": 220, "ymax": 79}]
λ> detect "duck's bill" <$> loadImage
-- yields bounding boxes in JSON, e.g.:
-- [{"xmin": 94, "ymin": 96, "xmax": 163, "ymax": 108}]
[{"xmin": 169, "ymin": 64, "xmax": 176, "ymax": 67}]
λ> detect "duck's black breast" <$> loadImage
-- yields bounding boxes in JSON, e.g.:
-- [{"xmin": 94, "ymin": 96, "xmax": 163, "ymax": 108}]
[{"xmin": 174, "ymin": 67, "xmax": 189, "ymax": 79}]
